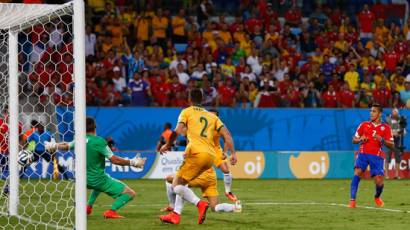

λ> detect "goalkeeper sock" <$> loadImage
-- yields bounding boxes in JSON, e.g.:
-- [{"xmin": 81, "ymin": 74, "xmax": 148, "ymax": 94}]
[
  {"xmin": 375, "ymin": 184, "xmax": 384, "ymax": 198},
  {"xmin": 87, "ymin": 190, "xmax": 101, "ymax": 206},
  {"xmin": 215, "ymin": 203, "xmax": 235, "ymax": 212},
  {"xmin": 350, "ymin": 175, "xmax": 361, "ymax": 200},
  {"xmin": 223, "ymin": 172, "xmax": 232, "ymax": 193},
  {"xmin": 173, "ymin": 185, "xmax": 200, "ymax": 206},
  {"xmin": 165, "ymin": 182, "xmax": 176, "ymax": 208},
  {"xmin": 111, "ymin": 193, "xmax": 133, "ymax": 211},
  {"xmin": 173, "ymin": 195, "xmax": 185, "ymax": 215}
]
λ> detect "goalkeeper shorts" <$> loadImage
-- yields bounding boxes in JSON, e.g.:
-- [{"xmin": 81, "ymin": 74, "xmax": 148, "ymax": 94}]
[{"xmin": 88, "ymin": 176, "xmax": 126, "ymax": 199}]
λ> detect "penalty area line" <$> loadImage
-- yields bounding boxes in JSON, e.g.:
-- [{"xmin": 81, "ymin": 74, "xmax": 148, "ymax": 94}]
[{"xmin": 246, "ymin": 202, "xmax": 410, "ymax": 213}]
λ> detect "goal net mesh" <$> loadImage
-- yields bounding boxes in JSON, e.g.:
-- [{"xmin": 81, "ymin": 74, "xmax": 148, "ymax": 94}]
[{"xmin": 0, "ymin": 2, "xmax": 77, "ymax": 229}]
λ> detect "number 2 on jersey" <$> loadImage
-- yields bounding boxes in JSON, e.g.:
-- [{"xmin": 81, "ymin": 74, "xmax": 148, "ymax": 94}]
[{"xmin": 200, "ymin": 117, "xmax": 208, "ymax": 137}]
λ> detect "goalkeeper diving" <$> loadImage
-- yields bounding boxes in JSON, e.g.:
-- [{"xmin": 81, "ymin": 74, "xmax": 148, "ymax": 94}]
[{"xmin": 45, "ymin": 117, "xmax": 146, "ymax": 219}]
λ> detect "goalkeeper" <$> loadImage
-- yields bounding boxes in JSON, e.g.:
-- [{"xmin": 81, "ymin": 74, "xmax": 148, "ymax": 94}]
[{"xmin": 45, "ymin": 117, "xmax": 146, "ymax": 219}]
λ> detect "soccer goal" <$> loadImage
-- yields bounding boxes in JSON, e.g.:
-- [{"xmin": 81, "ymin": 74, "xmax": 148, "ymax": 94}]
[{"xmin": 0, "ymin": 0, "xmax": 86, "ymax": 229}]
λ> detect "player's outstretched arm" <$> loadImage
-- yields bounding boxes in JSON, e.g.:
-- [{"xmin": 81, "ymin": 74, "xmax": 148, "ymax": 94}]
[
  {"xmin": 159, "ymin": 123, "xmax": 184, "ymax": 154},
  {"xmin": 45, "ymin": 141, "xmax": 72, "ymax": 152},
  {"xmin": 219, "ymin": 126, "xmax": 237, "ymax": 165},
  {"xmin": 109, "ymin": 155, "xmax": 146, "ymax": 168}
]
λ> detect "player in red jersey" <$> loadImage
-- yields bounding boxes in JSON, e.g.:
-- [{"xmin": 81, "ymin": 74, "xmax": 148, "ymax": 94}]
[{"xmin": 349, "ymin": 103, "xmax": 394, "ymax": 208}]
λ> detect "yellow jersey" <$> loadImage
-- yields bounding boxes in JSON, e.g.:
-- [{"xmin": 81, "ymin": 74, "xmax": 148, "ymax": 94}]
[{"xmin": 178, "ymin": 106, "xmax": 224, "ymax": 156}]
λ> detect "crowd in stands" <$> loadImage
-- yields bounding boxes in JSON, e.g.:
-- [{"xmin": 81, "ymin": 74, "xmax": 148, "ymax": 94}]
[{"xmin": 20, "ymin": 0, "xmax": 410, "ymax": 108}]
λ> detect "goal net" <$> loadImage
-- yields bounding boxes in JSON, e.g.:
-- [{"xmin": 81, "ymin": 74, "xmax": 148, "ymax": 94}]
[{"xmin": 0, "ymin": 1, "xmax": 86, "ymax": 229}]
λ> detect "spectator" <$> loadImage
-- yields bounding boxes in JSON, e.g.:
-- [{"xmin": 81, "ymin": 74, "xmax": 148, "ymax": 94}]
[
  {"xmin": 128, "ymin": 72, "xmax": 151, "ymax": 106},
  {"xmin": 322, "ymin": 85, "xmax": 339, "ymax": 108},
  {"xmin": 152, "ymin": 8, "xmax": 169, "ymax": 50},
  {"xmin": 172, "ymin": 9, "xmax": 187, "ymax": 43},
  {"xmin": 357, "ymin": 4, "xmax": 375, "ymax": 40},
  {"xmin": 112, "ymin": 66, "xmax": 126, "ymax": 93},
  {"xmin": 373, "ymin": 80, "xmax": 392, "ymax": 108},
  {"xmin": 303, "ymin": 82, "xmax": 321, "ymax": 108},
  {"xmin": 339, "ymin": 82, "xmax": 356, "ymax": 108},
  {"xmin": 176, "ymin": 63, "xmax": 190, "ymax": 85},
  {"xmin": 399, "ymin": 76, "xmax": 410, "ymax": 107},
  {"xmin": 344, "ymin": 64, "xmax": 359, "ymax": 92},
  {"xmin": 85, "ymin": 25, "xmax": 96, "ymax": 57},
  {"xmin": 285, "ymin": 5, "xmax": 302, "ymax": 28},
  {"xmin": 218, "ymin": 78, "xmax": 237, "ymax": 107}
]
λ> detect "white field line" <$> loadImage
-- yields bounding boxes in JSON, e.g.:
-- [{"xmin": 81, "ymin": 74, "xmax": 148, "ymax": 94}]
[
  {"xmin": 94, "ymin": 201, "xmax": 410, "ymax": 214},
  {"xmin": 0, "ymin": 211, "xmax": 72, "ymax": 230}
]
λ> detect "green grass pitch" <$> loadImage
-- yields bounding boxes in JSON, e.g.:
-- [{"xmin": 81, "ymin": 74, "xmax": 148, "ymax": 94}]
[{"xmin": 1, "ymin": 179, "xmax": 410, "ymax": 229}]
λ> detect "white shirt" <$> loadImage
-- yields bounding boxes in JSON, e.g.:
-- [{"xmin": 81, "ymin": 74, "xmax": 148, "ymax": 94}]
[
  {"xmin": 274, "ymin": 67, "xmax": 289, "ymax": 82},
  {"xmin": 177, "ymin": 72, "xmax": 190, "ymax": 85},
  {"xmin": 240, "ymin": 72, "xmax": 256, "ymax": 81},
  {"xmin": 85, "ymin": 33, "xmax": 96, "ymax": 56},
  {"xmin": 113, "ymin": 77, "xmax": 127, "ymax": 92},
  {"xmin": 169, "ymin": 60, "xmax": 187, "ymax": 71},
  {"xmin": 246, "ymin": 55, "xmax": 262, "ymax": 75},
  {"xmin": 50, "ymin": 28, "xmax": 63, "ymax": 48},
  {"xmin": 191, "ymin": 70, "xmax": 207, "ymax": 80}
]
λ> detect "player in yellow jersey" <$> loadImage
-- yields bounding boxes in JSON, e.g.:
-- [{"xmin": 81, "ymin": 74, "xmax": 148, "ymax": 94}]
[
  {"xmin": 208, "ymin": 109, "xmax": 238, "ymax": 201},
  {"xmin": 159, "ymin": 88, "xmax": 236, "ymax": 225},
  {"xmin": 161, "ymin": 168, "xmax": 242, "ymax": 214}
]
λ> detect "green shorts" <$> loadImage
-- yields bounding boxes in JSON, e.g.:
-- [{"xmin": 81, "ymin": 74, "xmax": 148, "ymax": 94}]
[{"xmin": 88, "ymin": 176, "xmax": 126, "ymax": 199}]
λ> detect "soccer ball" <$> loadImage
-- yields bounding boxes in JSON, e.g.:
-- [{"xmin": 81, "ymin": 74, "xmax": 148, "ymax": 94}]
[{"xmin": 18, "ymin": 150, "xmax": 33, "ymax": 167}]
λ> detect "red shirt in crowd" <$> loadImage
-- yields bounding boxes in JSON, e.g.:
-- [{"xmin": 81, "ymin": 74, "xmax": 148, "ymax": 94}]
[
  {"xmin": 285, "ymin": 89, "xmax": 302, "ymax": 107},
  {"xmin": 383, "ymin": 51, "xmax": 400, "ymax": 72},
  {"xmin": 355, "ymin": 121, "xmax": 392, "ymax": 157},
  {"xmin": 322, "ymin": 91, "xmax": 338, "ymax": 107},
  {"xmin": 284, "ymin": 9, "xmax": 302, "ymax": 25},
  {"xmin": 245, "ymin": 18, "xmax": 263, "ymax": 34},
  {"xmin": 339, "ymin": 90, "xmax": 355, "ymax": 108},
  {"xmin": 358, "ymin": 10, "xmax": 375, "ymax": 33},
  {"xmin": 258, "ymin": 92, "xmax": 278, "ymax": 107},
  {"xmin": 218, "ymin": 85, "xmax": 237, "ymax": 106},
  {"xmin": 372, "ymin": 88, "xmax": 391, "ymax": 107},
  {"xmin": 151, "ymin": 82, "xmax": 170, "ymax": 106}
]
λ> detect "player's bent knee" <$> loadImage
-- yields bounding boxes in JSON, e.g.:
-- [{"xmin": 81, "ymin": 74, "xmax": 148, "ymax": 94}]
[
  {"xmin": 124, "ymin": 187, "xmax": 136, "ymax": 198},
  {"xmin": 165, "ymin": 174, "xmax": 174, "ymax": 183}
]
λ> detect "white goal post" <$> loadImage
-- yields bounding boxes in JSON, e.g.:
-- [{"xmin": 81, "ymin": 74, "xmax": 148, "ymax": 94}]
[{"xmin": 0, "ymin": 0, "xmax": 86, "ymax": 229}]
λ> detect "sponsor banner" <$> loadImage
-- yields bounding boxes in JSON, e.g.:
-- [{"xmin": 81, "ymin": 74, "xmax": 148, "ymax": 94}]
[
  {"xmin": 144, "ymin": 151, "xmax": 184, "ymax": 179},
  {"xmin": 13, "ymin": 151, "xmax": 410, "ymax": 180}
]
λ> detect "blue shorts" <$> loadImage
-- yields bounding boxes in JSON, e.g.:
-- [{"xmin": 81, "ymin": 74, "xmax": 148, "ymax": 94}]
[{"xmin": 355, "ymin": 153, "xmax": 384, "ymax": 177}]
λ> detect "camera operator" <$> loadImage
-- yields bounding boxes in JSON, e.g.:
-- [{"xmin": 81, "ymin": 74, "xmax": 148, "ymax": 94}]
[{"xmin": 385, "ymin": 108, "xmax": 407, "ymax": 179}]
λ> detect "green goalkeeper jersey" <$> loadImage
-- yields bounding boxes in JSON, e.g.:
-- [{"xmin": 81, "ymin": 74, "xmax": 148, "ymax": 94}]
[{"xmin": 85, "ymin": 134, "xmax": 114, "ymax": 187}]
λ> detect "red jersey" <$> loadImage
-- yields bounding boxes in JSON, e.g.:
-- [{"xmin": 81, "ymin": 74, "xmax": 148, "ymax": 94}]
[
  {"xmin": 383, "ymin": 51, "xmax": 400, "ymax": 72},
  {"xmin": 358, "ymin": 10, "xmax": 375, "ymax": 33},
  {"xmin": 0, "ymin": 118, "xmax": 22, "ymax": 154},
  {"xmin": 355, "ymin": 121, "xmax": 393, "ymax": 157},
  {"xmin": 218, "ymin": 85, "xmax": 236, "ymax": 106},
  {"xmin": 372, "ymin": 88, "xmax": 391, "ymax": 108},
  {"xmin": 338, "ymin": 90, "xmax": 355, "ymax": 108},
  {"xmin": 322, "ymin": 91, "xmax": 338, "ymax": 107}
]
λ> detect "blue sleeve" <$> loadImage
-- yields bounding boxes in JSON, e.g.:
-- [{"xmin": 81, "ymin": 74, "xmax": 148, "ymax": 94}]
[{"xmin": 27, "ymin": 133, "xmax": 34, "ymax": 142}]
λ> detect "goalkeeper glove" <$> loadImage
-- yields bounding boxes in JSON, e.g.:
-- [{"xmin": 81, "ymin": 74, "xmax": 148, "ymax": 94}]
[
  {"xmin": 45, "ymin": 141, "xmax": 57, "ymax": 153},
  {"xmin": 129, "ymin": 153, "xmax": 146, "ymax": 168}
]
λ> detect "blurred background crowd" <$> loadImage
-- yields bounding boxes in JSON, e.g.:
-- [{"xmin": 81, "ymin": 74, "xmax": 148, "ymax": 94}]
[{"xmin": 10, "ymin": 0, "xmax": 410, "ymax": 108}]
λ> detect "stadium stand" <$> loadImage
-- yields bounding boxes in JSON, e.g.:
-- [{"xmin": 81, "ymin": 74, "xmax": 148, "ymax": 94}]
[{"xmin": 16, "ymin": 0, "xmax": 410, "ymax": 108}]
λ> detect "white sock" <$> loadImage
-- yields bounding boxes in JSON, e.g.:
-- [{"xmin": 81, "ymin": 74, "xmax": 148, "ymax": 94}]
[
  {"xmin": 215, "ymin": 203, "xmax": 235, "ymax": 212},
  {"xmin": 173, "ymin": 185, "xmax": 200, "ymax": 206},
  {"xmin": 223, "ymin": 173, "xmax": 232, "ymax": 193},
  {"xmin": 165, "ymin": 182, "xmax": 175, "ymax": 208},
  {"xmin": 173, "ymin": 194, "xmax": 184, "ymax": 214}
]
